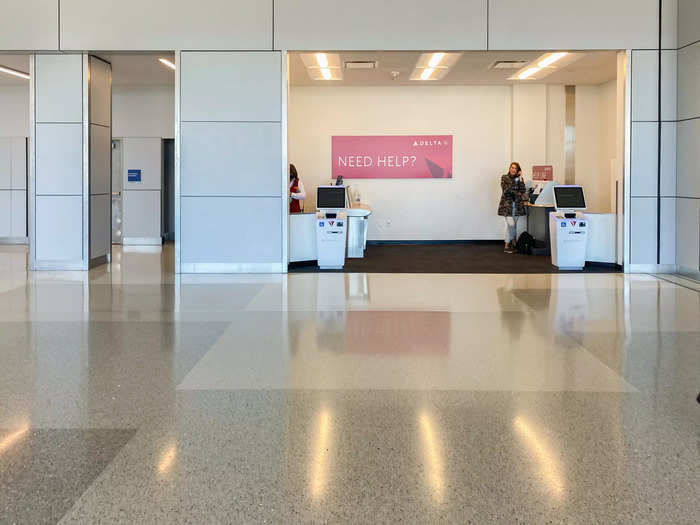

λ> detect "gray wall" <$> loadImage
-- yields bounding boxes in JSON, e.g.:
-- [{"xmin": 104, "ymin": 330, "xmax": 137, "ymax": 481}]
[
  {"xmin": 676, "ymin": 0, "xmax": 700, "ymax": 275},
  {"xmin": 178, "ymin": 52, "xmax": 284, "ymax": 272}
]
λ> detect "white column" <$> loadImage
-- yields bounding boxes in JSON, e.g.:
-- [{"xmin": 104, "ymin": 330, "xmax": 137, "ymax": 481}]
[
  {"xmin": 177, "ymin": 51, "xmax": 284, "ymax": 273},
  {"xmin": 30, "ymin": 54, "xmax": 111, "ymax": 270}
]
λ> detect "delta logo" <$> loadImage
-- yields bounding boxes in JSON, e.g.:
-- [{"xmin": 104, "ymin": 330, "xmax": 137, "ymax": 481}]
[
  {"xmin": 570, "ymin": 220, "xmax": 577, "ymax": 227},
  {"xmin": 412, "ymin": 138, "xmax": 448, "ymax": 147}
]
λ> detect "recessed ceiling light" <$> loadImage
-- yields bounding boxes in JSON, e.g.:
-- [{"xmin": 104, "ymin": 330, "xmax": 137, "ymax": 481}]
[
  {"xmin": 518, "ymin": 67, "xmax": 541, "ymax": 80},
  {"xmin": 315, "ymin": 53, "xmax": 329, "ymax": 68},
  {"xmin": 420, "ymin": 68, "xmax": 435, "ymax": 80},
  {"xmin": 0, "ymin": 65, "xmax": 30, "ymax": 80},
  {"xmin": 428, "ymin": 52, "xmax": 446, "ymax": 68},
  {"xmin": 410, "ymin": 52, "xmax": 463, "ymax": 81},
  {"xmin": 158, "ymin": 58, "xmax": 175, "ymax": 70},
  {"xmin": 538, "ymin": 52, "xmax": 568, "ymax": 69},
  {"xmin": 300, "ymin": 53, "xmax": 343, "ymax": 80}
]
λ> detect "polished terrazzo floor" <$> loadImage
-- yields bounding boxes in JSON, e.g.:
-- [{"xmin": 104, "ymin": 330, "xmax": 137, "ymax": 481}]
[{"xmin": 0, "ymin": 245, "xmax": 698, "ymax": 524}]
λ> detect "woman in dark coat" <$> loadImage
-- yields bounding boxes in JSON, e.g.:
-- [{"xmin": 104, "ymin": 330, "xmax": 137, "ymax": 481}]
[{"xmin": 498, "ymin": 162, "xmax": 528, "ymax": 253}]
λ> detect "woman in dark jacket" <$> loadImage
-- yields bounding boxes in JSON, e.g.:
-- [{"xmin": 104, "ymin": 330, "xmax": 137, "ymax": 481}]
[{"xmin": 498, "ymin": 162, "xmax": 528, "ymax": 253}]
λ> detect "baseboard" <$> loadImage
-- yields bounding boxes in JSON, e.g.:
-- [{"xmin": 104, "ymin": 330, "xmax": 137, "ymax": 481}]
[
  {"xmin": 367, "ymin": 239, "xmax": 503, "ymax": 246},
  {"xmin": 122, "ymin": 237, "xmax": 163, "ymax": 246},
  {"xmin": 89, "ymin": 255, "xmax": 109, "ymax": 268},
  {"xmin": 626, "ymin": 264, "xmax": 678, "ymax": 274},
  {"xmin": 179, "ymin": 262, "xmax": 285, "ymax": 274},
  {"xmin": 0, "ymin": 237, "xmax": 28, "ymax": 245},
  {"xmin": 675, "ymin": 266, "xmax": 700, "ymax": 283},
  {"xmin": 31, "ymin": 260, "xmax": 87, "ymax": 271}
]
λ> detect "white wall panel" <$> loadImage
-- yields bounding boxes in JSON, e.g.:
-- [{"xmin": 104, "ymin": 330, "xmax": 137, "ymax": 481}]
[
  {"xmin": 0, "ymin": 87, "xmax": 30, "ymax": 137},
  {"xmin": 60, "ymin": 0, "xmax": 272, "ymax": 51},
  {"xmin": 660, "ymin": 198, "xmax": 676, "ymax": 265},
  {"xmin": 677, "ymin": 42, "xmax": 700, "ymax": 120},
  {"xmin": 631, "ymin": 51, "xmax": 658, "ymax": 123},
  {"xmin": 113, "ymin": 86, "xmax": 174, "ymax": 139},
  {"xmin": 35, "ymin": 123, "xmax": 83, "ymax": 195},
  {"xmin": 630, "ymin": 197, "xmax": 658, "ymax": 264},
  {"xmin": 678, "ymin": 0, "xmax": 700, "ymax": 48},
  {"xmin": 90, "ymin": 194, "xmax": 110, "ymax": 257},
  {"xmin": 677, "ymin": 119, "xmax": 700, "ymax": 198},
  {"xmin": 661, "ymin": 122, "xmax": 676, "ymax": 197},
  {"xmin": 35, "ymin": 195, "xmax": 82, "ymax": 261},
  {"xmin": 0, "ymin": 0, "xmax": 58, "ymax": 50},
  {"xmin": 35, "ymin": 55, "xmax": 82, "ymax": 123},
  {"xmin": 489, "ymin": 0, "xmax": 658, "ymax": 50},
  {"xmin": 0, "ymin": 139, "xmax": 10, "ymax": 190},
  {"xmin": 11, "ymin": 190, "xmax": 27, "ymax": 238},
  {"xmin": 181, "ymin": 197, "xmax": 281, "ymax": 264},
  {"xmin": 662, "ymin": 0, "xmax": 678, "ymax": 49},
  {"xmin": 122, "ymin": 138, "xmax": 162, "ymax": 191},
  {"xmin": 122, "ymin": 190, "xmax": 161, "ymax": 241},
  {"xmin": 661, "ymin": 51, "xmax": 677, "ymax": 121},
  {"xmin": 0, "ymin": 192, "xmax": 10, "ymax": 236},
  {"xmin": 181, "ymin": 122, "xmax": 282, "ymax": 197},
  {"xmin": 90, "ymin": 124, "xmax": 110, "ymax": 195},
  {"xmin": 11, "ymin": 137, "xmax": 27, "ymax": 190},
  {"xmin": 676, "ymin": 198, "xmax": 700, "ymax": 270},
  {"xmin": 89, "ymin": 57, "xmax": 111, "ymax": 128},
  {"xmin": 181, "ymin": 52, "xmax": 281, "ymax": 122},
  {"xmin": 631, "ymin": 122, "xmax": 658, "ymax": 197},
  {"xmin": 274, "ymin": 0, "xmax": 486, "ymax": 50}
]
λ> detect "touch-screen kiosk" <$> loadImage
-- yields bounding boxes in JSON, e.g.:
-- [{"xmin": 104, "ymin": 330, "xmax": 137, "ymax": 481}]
[
  {"xmin": 316, "ymin": 186, "xmax": 348, "ymax": 269},
  {"xmin": 549, "ymin": 185, "xmax": 589, "ymax": 270}
]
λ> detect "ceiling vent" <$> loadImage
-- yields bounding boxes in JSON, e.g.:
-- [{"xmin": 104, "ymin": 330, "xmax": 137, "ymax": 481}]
[
  {"xmin": 491, "ymin": 60, "xmax": 528, "ymax": 70},
  {"xmin": 344, "ymin": 60, "xmax": 378, "ymax": 70}
]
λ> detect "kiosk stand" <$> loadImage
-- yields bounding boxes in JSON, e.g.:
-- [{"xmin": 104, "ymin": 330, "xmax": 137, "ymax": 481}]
[
  {"xmin": 316, "ymin": 186, "xmax": 347, "ymax": 270},
  {"xmin": 549, "ymin": 185, "xmax": 589, "ymax": 270}
]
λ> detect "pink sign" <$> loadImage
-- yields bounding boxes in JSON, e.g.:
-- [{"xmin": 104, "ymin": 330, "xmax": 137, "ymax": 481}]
[
  {"xmin": 532, "ymin": 165, "xmax": 553, "ymax": 181},
  {"xmin": 332, "ymin": 135, "xmax": 453, "ymax": 179}
]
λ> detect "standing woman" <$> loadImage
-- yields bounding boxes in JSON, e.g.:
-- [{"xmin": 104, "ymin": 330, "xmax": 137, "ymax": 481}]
[
  {"xmin": 498, "ymin": 162, "xmax": 528, "ymax": 253},
  {"xmin": 289, "ymin": 164, "xmax": 306, "ymax": 213}
]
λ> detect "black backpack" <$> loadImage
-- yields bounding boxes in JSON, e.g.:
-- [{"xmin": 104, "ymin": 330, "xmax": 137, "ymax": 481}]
[{"xmin": 515, "ymin": 232, "xmax": 535, "ymax": 254}]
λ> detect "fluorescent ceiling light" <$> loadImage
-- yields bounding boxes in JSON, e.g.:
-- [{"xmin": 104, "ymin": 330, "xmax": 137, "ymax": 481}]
[
  {"xmin": 315, "ymin": 53, "xmax": 329, "ymax": 68},
  {"xmin": 158, "ymin": 58, "xmax": 175, "ymax": 70},
  {"xmin": 518, "ymin": 67, "xmax": 541, "ymax": 80},
  {"xmin": 420, "ymin": 68, "xmax": 435, "ymax": 80},
  {"xmin": 538, "ymin": 52, "xmax": 568, "ymax": 69},
  {"xmin": 0, "ymin": 65, "xmax": 30, "ymax": 80},
  {"xmin": 428, "ymin": 52, "xmax": 445, "ymax": 69},
  {"xmin": 300, "ymin": 53, "xmax": 343, "ymax": 80}
]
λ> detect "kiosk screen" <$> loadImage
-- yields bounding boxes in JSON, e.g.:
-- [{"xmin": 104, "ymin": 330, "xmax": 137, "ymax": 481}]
[
  {"xmin": 554, "ymin": 186, "xmax": 586, "ymax": 209},
  {"xmin": 317, "ymin": 186, "xmax": 346, "ymax": 209}
]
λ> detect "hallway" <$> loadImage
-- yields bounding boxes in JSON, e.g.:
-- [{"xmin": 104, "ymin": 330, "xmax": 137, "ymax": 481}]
[{"xmin": 0, "ymin": 245, "xmax": 698, "ymax": 523}]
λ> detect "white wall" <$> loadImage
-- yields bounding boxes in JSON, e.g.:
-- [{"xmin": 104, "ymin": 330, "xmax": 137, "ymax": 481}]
[
  {"xmin": 289, "ymin": 83, "xmax": 618, "ymax": 241},
  {"xmin": 0, "ymin": 87, "xmax": 29, "ymax": 137},
  {"xmin": 113, "ymin": 86, "xmax": 174, "ymax": 139},
  {"xmin": 676, "ymin": 1, "xmax": 700, "ymax": 275},
  {"xmin": 2, "ymin": 0, "xmax": 662, "ymax": 52}
]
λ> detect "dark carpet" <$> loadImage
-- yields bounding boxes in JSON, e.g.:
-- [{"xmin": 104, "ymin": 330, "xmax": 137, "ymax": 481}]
[{"xmin": 288, "ymin": 243, "xmax": 621, "ymax": 274}]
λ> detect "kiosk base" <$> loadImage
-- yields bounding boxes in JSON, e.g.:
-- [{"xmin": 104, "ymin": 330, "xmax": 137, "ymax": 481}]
[
  {"xmin": 316, "ymin": 211, "xmax": 347, "ymax": 270},
  {"xmin": 549, "ymin": 212, "xmax": 589, "ymax": 270}
]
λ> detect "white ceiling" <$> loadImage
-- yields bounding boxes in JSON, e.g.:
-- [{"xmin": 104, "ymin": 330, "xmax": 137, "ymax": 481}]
[
  {"xmin": 0, "ymin": 53, "xmax": 176, "ymax": 87},
  {"xmin": 289, "ymin": 51, "xmax": 618, "ymax": 87}
]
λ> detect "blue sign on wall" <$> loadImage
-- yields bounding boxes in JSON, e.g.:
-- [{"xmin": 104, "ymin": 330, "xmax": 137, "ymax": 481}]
[{"xmin": 128, "ymin": 169, "xmax": 142, "ymax": 182}]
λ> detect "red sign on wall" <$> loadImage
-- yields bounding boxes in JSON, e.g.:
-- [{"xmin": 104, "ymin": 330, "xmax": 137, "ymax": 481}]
[
  {"xmin": 331, "ymin": 135, "xmax": 453, "ymax": 179},
  {"xmin": 532, "ymin": 165, "xmax": 553, "ymax": 181}
]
